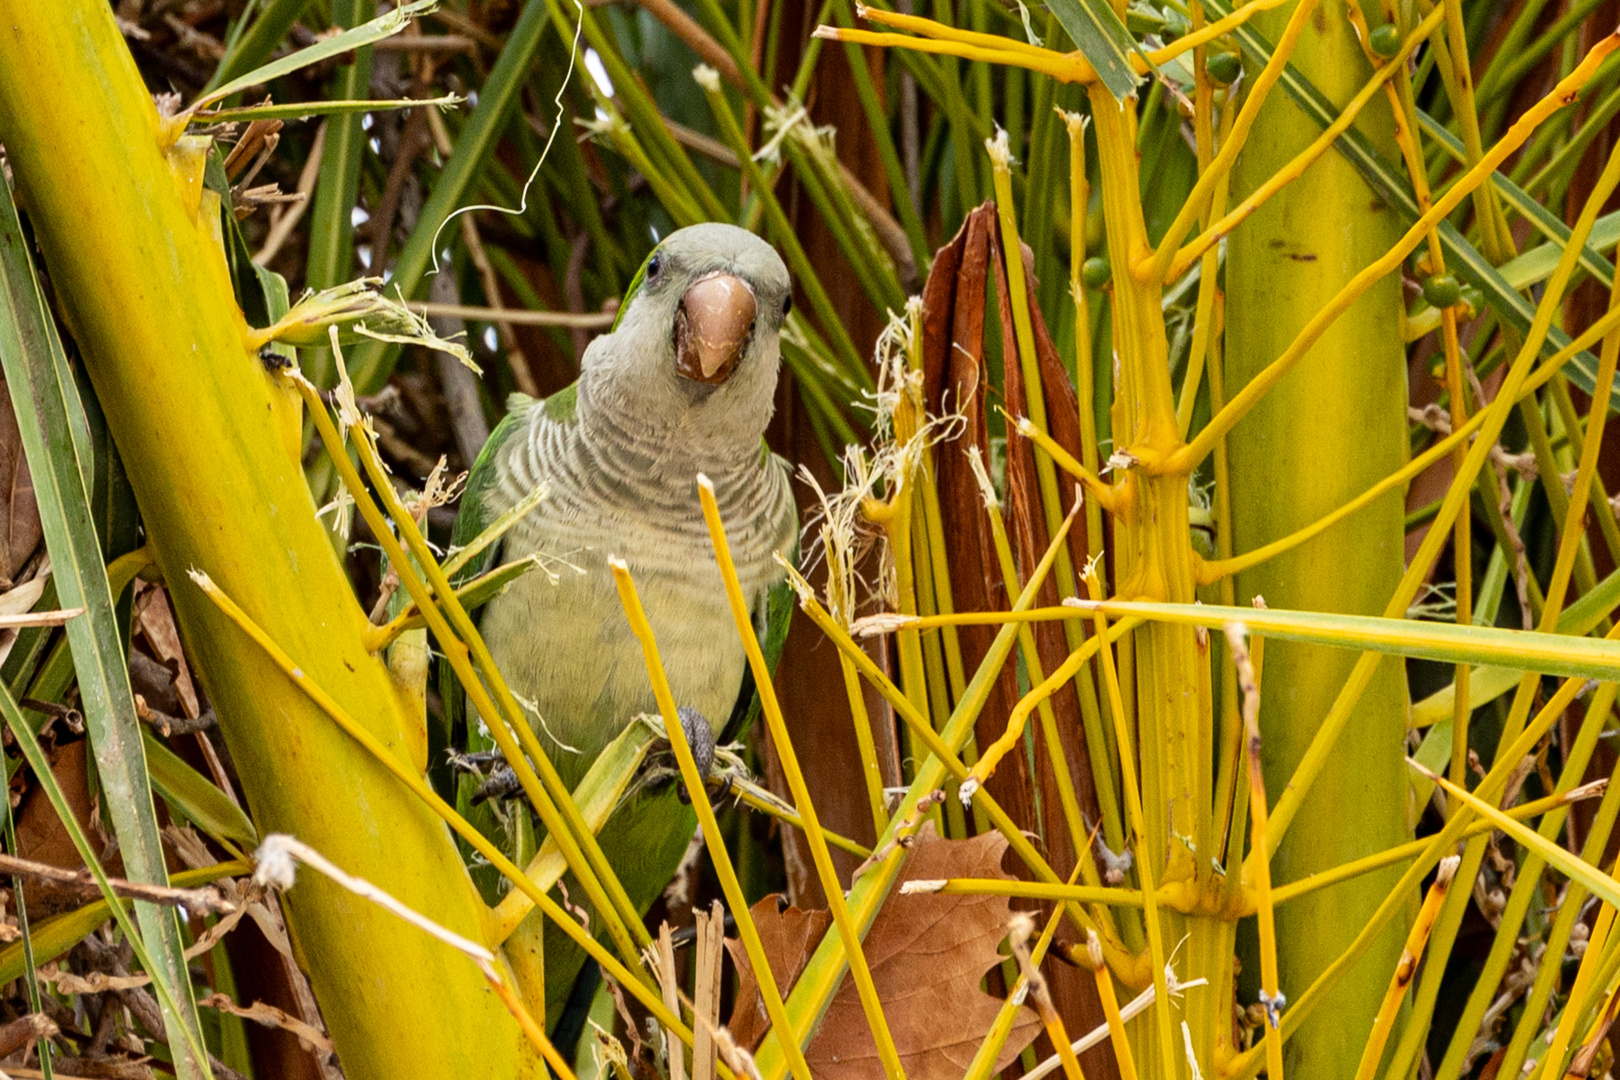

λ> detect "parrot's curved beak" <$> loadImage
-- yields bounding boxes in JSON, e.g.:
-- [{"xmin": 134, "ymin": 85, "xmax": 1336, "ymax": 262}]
[{"xmin": 674, "ymin": 272, "xmax": 757, "ymax": 385}]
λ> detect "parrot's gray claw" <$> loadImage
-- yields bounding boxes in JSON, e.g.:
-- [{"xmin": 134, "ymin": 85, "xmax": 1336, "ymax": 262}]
[
  {"xmin": 472, "ymin": 763, "xmax": 521, "ymax": 804},
  {"xmin": 446, "ymin": 749, "xmax": 523, "ymax": 804},
  {"xmin": 677, "ymin": 705, "xmax": 717, "ymax": 779},
  {"xmin": 669, "ymin": 706, "xmax": 720, "ymax": 805}
]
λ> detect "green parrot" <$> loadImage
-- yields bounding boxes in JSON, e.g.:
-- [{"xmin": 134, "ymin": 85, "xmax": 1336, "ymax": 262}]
[{"xmin": 441, "ymin": 223, "xmax": 799, "ymax": 1042}]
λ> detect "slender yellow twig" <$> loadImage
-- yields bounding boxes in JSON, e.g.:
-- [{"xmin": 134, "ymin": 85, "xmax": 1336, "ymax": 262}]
[
  {"xmin": 1088, "ymin": 930, "xmax": 1139, "ymax": 1080},
  {"xmin": 1270, "ymin": 784, "xmax": 1603, "ymax": 905},
  {"xmin": 1003, "ymin": 914, "xmax": 1084, "ymax": 1080},
  {"xmin": 1350, "ymin": 855, "xmax": 1459, "ymax": 1080},
  {"xmin": 697, "ymin": 478, "xmax": 907, "ymax": 1080},
  {"xmin": 728, "ymin": 782, "xmax": 872, "ymax": 859},
  {"xmin": 252, "ymin": 834, "xmax": 579, "ymax": 1078},
  {"xmin": 1010, "ymin": 414, "xmax": 1115, "ymax": 510},
  {"xmin": 1175, "ymin": 87, "xmax": 1236, "ymax": 440},
  {"xmin": 1081, "ymin": 564, "xmax": 1178, "ymax": 1063},
  {"xmin": 1195, "ymin": 417, "xmax": 1475, "ymax": 583},
  {"xmin": 188, "ymin": 571, "xmax": 722, "ymax": 1072},
  {"xmin": 820, "ymin": 0, "xmax": 1296, "ymax": 87},
  {"xmin": 1173, "ymin": 31, "xmax": 1620, "ymax": 474},
  {"xmin": 1224, "ymin": 624, "xmax": 1283, "ymax": 1080},
  {"xmin": 610, "ymin": 559, "xmax": 814, "ymax": 1080},
  {"xmin": 836, "ymin": 645, "xmax": 890, "ymax": 839}
]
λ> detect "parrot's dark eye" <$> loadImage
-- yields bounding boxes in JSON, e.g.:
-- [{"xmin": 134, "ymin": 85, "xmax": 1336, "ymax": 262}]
[
  {"xmin": 646, "ymin": 253, "xmax": 664, "ymax": 282},
  {"xmin": 781, "ymin": 294, "xmax": 793, "ymax": 317}
]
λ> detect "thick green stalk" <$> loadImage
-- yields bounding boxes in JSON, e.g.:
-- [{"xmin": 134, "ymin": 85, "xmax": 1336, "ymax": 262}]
[
  {"xmin": 1224, "ymin": 2, "xmax": 1411, "ymax": 1075},
  {"xmin": 0, "ymin": 7, "xmax": 532, "ymax": 1077}
]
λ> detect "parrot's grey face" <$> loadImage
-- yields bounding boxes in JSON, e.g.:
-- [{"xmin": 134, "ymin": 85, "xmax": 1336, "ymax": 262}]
[
  {"xmin": 637, "ymin": 224, "xmax": 792, "ymax": 392},
  {"xmin": 582, "ymin": 224, "xmax": 791, "ymax": 448}
]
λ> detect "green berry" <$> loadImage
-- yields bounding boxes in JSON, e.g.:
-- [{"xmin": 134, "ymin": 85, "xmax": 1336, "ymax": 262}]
[
  {"xmin": 1082, "ymin": 257, "xmax": 1112, "ymax": 290},
  {"xmin": 1206, "ymin": 52, "xmax": 1241, "ymax": 85},
  {"xmin": 1460, "ymin": 285, "xmax": 1485, "ymax": 314},
  {"xmin": 1422, "ymin": 274, "xmax": 1462, "ymax": 309},
  {"xmin": 1369, "ymin": 24, "xmax": 1401, "ymax": 59}
]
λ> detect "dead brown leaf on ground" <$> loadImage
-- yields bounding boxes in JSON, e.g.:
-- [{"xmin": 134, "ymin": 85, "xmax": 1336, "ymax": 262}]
[{"xmin": 726, "ymin": 824, "xmax": 1040, "ymax": 1078}]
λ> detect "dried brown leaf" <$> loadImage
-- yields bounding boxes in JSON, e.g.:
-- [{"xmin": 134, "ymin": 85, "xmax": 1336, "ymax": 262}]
[
  {"xmin": 133, "ymin": 583, "xmax": 199, "ymax": 717},
  {"xmin": 726, "ymin": 825, "xmax": 1040, "ymax": 1078},
  {"xmin": 725, "ymin": 897, "xmax": 831, "ymax": 1050},
  {"xmin": 0, "ymin": 379, "xmax": 41, "ymax": 586}
]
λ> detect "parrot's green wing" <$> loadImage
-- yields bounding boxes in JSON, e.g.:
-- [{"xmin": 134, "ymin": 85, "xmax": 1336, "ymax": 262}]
[{"xmin": 435, "ymin": 392, "xmax": 557, "ymax": 761}]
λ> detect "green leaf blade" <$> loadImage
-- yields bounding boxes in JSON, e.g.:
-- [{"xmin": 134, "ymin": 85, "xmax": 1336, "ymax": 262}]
[
  {"xmin": 0, "ymin": 179, "xmax": 213, "ymax": 1079},
  {"xmin": 1045, "ymin": 0, "xmax": 1142, "ymax": 102}
]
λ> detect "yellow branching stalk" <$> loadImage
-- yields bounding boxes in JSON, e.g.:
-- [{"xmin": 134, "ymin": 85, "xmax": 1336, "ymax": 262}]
[
  {"xmin": 1351, "ymin": 855, "xmax": 1459, "ymax": 1080},
  {"xmin": 698, "ymin": 478, "xmax": 906, "ymax": 1079},
  {"xmin": 611, "ymin": 560, "xmax": 814, "ymax": 1080}
]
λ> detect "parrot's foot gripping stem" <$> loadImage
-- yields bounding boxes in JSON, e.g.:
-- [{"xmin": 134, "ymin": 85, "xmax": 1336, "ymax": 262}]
[
  {"xmin": 446, "ymin": 749, "xmax": 523, "ymax": 804},
  {"xmin": 672, "ymin": 705, "xmax": 724, "ymax": 804},
  {"xmin": 628, "ymin": 708, "xmax": 749, "ymax": 802}
]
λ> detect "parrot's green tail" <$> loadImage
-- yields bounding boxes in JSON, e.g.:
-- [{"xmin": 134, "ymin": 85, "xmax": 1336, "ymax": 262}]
[{"xmin": 540, "ymin": 786, "xmax": 699, "ymax": 1040}]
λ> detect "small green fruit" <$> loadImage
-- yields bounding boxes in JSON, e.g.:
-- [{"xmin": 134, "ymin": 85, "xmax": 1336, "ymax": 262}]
[
  {"xmin": 1369, "ymin": 24, "xmax": 1401, "ymax": 59},
  {"xmin": 1206, "ymin": 52, "xmax": 1241, "ymax": 85},
  {"xmin": 1082, "ymin": 257, "xmax": 1112, "ymax": 289},
  {"xmin": 1422, "ymin": 274, "xmax": 1462, "ymax": 309},
  {"xmin": 1460, "ymin": 285, "xmax": 1485, "ymax": 314}
]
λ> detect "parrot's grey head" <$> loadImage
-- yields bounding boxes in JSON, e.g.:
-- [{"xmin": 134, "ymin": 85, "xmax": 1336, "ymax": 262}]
[{"xmin": 579, "ymin": 224, "xmax": 792, "ymax": 453}]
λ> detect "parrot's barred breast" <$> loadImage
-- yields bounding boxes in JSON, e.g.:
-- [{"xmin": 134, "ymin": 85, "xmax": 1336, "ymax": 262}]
[{"xmin": 476, "ymin": 400, "xmax": 795, "ymax": 789}]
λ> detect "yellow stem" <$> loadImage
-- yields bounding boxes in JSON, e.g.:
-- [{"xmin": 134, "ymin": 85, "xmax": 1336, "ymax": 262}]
[
  {"xmin": 838, "ymin": 645, "xmax": 892, "ymax": 839},
  {"xmin": 1174, "ymin": 28, "xmax": 1616, "ymax": 474},
  {"xmin": 1083, "ymin": 567, "xmax": 1178, "ymax": 1065},
  {"xmin": 1142, "ymin": 0, "xmax": 1320, "ymax": 284},
  {"xmin": 1225, "ymin": 624, "xmax": 1283, "ymax": 1080},
  {"xmin": 1088, "ymin": 931, "xmax": 1140, "ymax": 1080},
  {"xmin": 187, "ymin": 571, "xmax": 719, "ymax": 1071},
  {"xmin": 1012, "ymin": 415, "xmax": 1116, "ymax": 510},
  {"xmin": 482, "ymin": 966, "xmax": 580, "ymax": 1079},
  {"xmin": 697, "ymin": 479, "xmax": 907, "ymax": 1080},
  {"xmin": 839, "ymin": 0, "xmax": 1296, "ymax": 84},
  {"xmin": 1350, "ymin": 856, "xmax": 1459, "ymax": 1080},
  {"xmin": 611, "ymin": 561, "xmax": 814, "ymax": 1080}
]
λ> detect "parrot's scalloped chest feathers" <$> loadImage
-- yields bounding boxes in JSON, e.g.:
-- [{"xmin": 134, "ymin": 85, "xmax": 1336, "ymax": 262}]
[{"xmin": 475, "ymin": 394, "xmax": 795, "ymax": 791}]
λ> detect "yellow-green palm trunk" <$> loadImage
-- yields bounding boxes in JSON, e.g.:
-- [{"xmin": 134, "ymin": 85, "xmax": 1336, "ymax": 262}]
[
  {"xmin": 1225, "ymin": 2, "xmax": 1412, "ymax": 1074},
  {"xmin": 0, "ymin": 7, "xmax": 533, "ymax": 1077}
]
